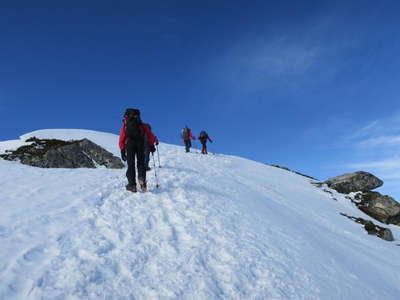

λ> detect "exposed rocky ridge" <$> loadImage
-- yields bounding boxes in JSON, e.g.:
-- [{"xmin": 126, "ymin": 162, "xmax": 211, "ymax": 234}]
[{"xmin": 0, "ymin": 137, "xmax": 124, "ymax": 169}]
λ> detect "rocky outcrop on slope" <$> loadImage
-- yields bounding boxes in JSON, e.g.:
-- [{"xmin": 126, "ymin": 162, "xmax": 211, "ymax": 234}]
[
  {"xmin": 321, "ymin": 170, "xmax": 400, "ymax": 230},
  {"xmin": 355, "ymin": 192, "xmax": 400, "ymax": 225},
  {"xmin": 340, "ymin": 213, "xmax": 394, "ymax": 241},
  {"xmin": 0, "ymin": 137, "xmax": 124, "ymax": 169},
  {"xmin": 324, "ymin": 171, "xmax": 383, "ymax": 194}
]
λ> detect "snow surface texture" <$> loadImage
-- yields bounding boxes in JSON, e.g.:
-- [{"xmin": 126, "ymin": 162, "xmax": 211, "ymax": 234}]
[{"xmin": 0, "ymin": 129, "xmax": 399, "ymax": 300}]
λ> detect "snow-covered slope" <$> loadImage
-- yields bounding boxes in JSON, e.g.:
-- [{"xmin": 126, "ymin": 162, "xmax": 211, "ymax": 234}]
[{"xmin": 0, "ymin": 129, "xmax": 399, "ymax": 300}]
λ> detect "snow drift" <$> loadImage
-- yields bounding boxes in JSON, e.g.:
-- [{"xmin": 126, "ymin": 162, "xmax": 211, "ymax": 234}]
[{"xmin": 0, "ymin": 129, "xmax": 399, "ymax": 300}]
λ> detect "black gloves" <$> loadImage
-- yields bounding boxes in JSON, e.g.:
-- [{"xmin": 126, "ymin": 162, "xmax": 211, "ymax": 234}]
[
  {"xmin": 121, "ymin": 149, "xmax": 127, "ymax": 161},
  {"xmin": 150, "ymin": 145, "xmax": 156, "ymax": 153}
]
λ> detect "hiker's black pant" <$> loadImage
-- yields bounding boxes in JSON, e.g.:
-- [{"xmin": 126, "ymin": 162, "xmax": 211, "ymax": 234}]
[
  {"xmin": 144, "ymin": 146, "xmax": 150, "ymax": 168},
  {"xmin": 184, "ymin": 140, "xmax": 192, "ymax": 152},
  {"xmin": 201, "ymin": 141, "xmax": 208, "ymax": 154},
  {"xmin": 126, "ymin": 142, "xmax": 146, "ymax": 186}
]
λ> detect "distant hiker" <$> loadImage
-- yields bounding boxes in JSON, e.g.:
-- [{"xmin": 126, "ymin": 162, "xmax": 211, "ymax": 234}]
[
  {"xmin": 181, "ymin": 126, "xmax": 195, "ymax": 153},
  {"xmin": 144, "ymin": 124, "xmax": 158, "ymax": 171},
  {"xmin": 119, "ymin": 108, "xmax": 157, "ymax": 192},
  {"xmin": 198, "ymin": 131, "xmax": 213, "ymax": 154}
]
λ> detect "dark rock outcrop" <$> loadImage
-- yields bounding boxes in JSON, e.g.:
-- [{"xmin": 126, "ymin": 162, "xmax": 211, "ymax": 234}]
[
  {"xmin": 76, "ymin": 139, "xmax": 124, "ymax": 169},
  {"xmin": 0, "ymin": 137, "xmax": 124, "ymax": 169},
  {"xmin": 324, "ymin": 171, "xmax": 383, "ymax": 194},
  {"xmin": 320, "ymin": 171, "xmax": 400, "ymax": 228},
  {"xmin": 340, "ymin": 213, "xmax": 394, "ymax": 241},
  {"xmin": 355, "ymin": 192, "xmax": 400, "ymax": 225}
]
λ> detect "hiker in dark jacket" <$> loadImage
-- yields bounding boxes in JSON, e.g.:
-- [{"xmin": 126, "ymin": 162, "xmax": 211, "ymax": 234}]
[
  {"xmin": 181, "ymin": 126, "xmax": 195, "ymax": 153},
  {"xmin": 198, "ymin": 131, "xmax": 213, "ymax": 154},
  {"xmin": 144, "ymin": 124, "xmax": 158, "ymax": 171},
  {"xmin": 119, "ymin": 109, "xmax": 156, "ymax": 192}
]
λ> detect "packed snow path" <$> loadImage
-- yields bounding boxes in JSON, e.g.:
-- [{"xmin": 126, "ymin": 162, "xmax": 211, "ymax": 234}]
[{"xmin": 0, "ymin": 130, "xmax": 399, "ymax": 300}]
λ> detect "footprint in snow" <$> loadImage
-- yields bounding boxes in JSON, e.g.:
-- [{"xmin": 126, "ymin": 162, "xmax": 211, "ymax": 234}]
[{"xmin": 23, "ymin": 246, "xmax": 45, "ymax": 262}]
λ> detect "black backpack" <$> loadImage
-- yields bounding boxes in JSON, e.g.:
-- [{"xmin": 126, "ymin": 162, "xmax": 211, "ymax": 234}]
[
  {"xmin": 124, "ymin": 108, "xmax": 140, "ymax": 118},
  {"xmin": 124, "ymin": 109, "xmax": 144, "ymax": 142},
  {"xmin": 199, "ymin": 131, "xmax": 207, "ymax": 139}
]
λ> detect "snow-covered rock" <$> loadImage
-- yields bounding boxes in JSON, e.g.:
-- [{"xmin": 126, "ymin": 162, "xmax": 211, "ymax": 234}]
[
  {"xmin": 0, "ymin": 137, "xmax": 124, "ymax": 169},
  {"xmin": 0, "ymin": 129, "xmax": 399, "ymax": 300}
]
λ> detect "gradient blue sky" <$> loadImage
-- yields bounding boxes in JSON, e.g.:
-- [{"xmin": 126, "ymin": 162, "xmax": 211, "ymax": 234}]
[{"xmin": 1, "ymin": 1, "xmax": 400, "ymax": 197}]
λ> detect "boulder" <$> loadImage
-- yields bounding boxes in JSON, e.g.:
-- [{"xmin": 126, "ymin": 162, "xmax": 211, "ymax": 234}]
[
  {"xmin": 388, "ymin": 214, "xmax": 400, "ymax": 226},
  {"xmin": 340, "ymin": 213, "xmax": 394, "ymax": 242},
  {"xmin": 27, "ymin": 143, "xmax": 95, "ymax": 168},
  {"xmin": 0, "ymin": 137, "xmax": 124, "ymax": 169},
  {"xmin": 324, "ymin": 171, "xmax": 383, "ymax": 194},
  {"xmin": 379, "ymin": 228, "xmax": 395, "ymax": 242},
  {"xmin": 356, "ymin": 191, "xmax": 400, "ymax": 224}
]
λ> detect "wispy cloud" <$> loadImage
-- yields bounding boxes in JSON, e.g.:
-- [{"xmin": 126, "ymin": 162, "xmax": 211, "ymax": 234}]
[
  {"xmin": 348, "ymin": 157, "xmax": 400, "ymax": 172},
  {"xmin": 358, "ymin": 135, "xmax": 400, "ymax": 148},
  {"xmin": 343, "ymin": 112, "xmax": 400, "ymax": 198},
  {"xmin": 214, "ymin": 35, "xmax": 324, "ymax": 91},
  {"xmin": 350, "ymin": 120, "xmax": 380, "ymax": 139},
  {"xmin": 350, "ymin": 112, "xmax": 400, "ymax": 148},
  {"xmin": 351, "ymin": 114, "xmax": 400, "ymax": 140},
  {"xmin": 210, "ymin": 11, "xmax": 363, "ymax": 92},
  {"xmin": 237, "ymin": 36, "xmax": 321, "ymax": 77}
]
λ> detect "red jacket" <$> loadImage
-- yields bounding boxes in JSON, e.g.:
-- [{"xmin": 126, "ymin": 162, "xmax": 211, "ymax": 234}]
[{"xmin": 119, "ymin": 120, "xmax": 157, "ymax": 150}]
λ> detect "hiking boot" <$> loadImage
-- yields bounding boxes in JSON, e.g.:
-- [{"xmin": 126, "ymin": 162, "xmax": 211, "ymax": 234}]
[
  {"xmin": 126, "ymin": 184, "xmax": 137, "ymax": 193},
  {"xmin": 146, "ymin": 166, "xmax": 151, "ymax": 171},
  {"xmin": 138, "ymin": 178, "xmax": 147, "ymax": 192}
]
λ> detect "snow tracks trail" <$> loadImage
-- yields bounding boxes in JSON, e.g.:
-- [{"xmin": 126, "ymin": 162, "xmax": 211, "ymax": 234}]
[{"xmin": 2, "ymin": 147, "xmax": 288, "ymax": 300}]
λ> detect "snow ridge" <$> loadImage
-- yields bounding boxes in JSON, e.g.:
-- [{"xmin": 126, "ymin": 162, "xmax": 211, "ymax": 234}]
[{"xmin": 0, "ymin": 129, "xmax": 399, "ymax": 300}]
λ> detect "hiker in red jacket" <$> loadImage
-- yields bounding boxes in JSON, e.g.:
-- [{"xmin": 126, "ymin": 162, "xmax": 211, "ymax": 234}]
[
  {"xmin": 180, "ymin": 126, "xmax": 195, "ymax": 153},
  {"xmin": 198, "ymin": 131, "xmax": 213, "ymax": 154},
  {"xmin": 119, "ymin": 108, "xmax": 156, "ymax": 192}
]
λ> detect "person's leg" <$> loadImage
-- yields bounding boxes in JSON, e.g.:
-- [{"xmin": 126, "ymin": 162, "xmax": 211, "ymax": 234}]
[
  {"xmin": 126, "ymin": 143, "xmax": 136, "ymax": 187},
  {"xmin": 185, "ymin": 140, "xmax": 190, "ymax": 152},
  {"xmin": 201, "ymin": 141, "xmax": 206, "ymax": 154},
  {"xmin": 144, "ymin": 147, "xmax": 150, "ymax": 170},
  {"xmin": 136, "ymin": 144, "xmax": 147, "ymax": 190}
]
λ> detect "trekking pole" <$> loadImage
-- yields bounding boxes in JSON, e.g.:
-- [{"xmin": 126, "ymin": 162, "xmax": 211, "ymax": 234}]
[
  {"xmin": 156, "ymin": 144, "xmax": 161, "ymax": 168},
  {"xmin": 151, "ymin": 153, "xmax": 160, "ymax": 188}
]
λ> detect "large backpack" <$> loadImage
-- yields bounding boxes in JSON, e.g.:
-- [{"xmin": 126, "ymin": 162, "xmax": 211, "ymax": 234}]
[
  {"xmin": 199, "ymin": 131, "xmax": 207, "ymax": 139},
  {"xmin": 124, "ymin": 108, "xmax": 140, "ymax": 118},
  {"xmin": 125, "ymin": 109, "xmax": 144, "ymax": 142},
  {"xmin": 181, "ymin": 128, "xmax": 189, "ymax": 139}
]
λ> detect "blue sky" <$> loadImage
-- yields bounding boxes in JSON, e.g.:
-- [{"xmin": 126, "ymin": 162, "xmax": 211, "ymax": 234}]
[{"xmin": 1, "ymin": 1, "xmax": 400, "ymax": 198}]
